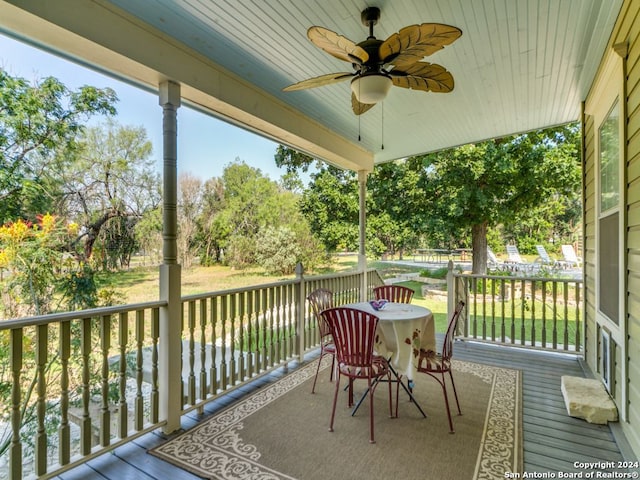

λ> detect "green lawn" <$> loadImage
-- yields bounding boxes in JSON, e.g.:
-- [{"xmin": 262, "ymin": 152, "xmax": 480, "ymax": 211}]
[
  {"xmin": 97, "ymin": 255, "xmax": 426, "ymax": 304},
  {"xmin": 97, "ymin": 256, "xmax": 578, "ymax": 343},
  {"xmin": 394, "ymin": 280, "xmax": 449, "ymax": 332},
  {"xmin": 464, "ymin": 296, "xmax": 580, "ymax": 347}
]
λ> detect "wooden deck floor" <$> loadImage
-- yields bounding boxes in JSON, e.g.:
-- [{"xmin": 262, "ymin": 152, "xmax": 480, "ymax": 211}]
[{"xmin": 56, "ymin": 340, "xmax": 629, "ymax": 479}]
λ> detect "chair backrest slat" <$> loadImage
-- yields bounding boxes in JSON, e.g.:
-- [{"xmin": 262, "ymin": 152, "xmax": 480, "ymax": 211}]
[
  {"xmin": 373, "ymin": 285, "xmax": 414, "ymax": 303},
  {"xmin": 307, "ymin": 288, "xmax": 334, "ymax": 338},
  {"xmin": 321, "ymin": 307, "xmax": 379, "ymax": 368},
  {"xmin": 442, "ymin": 301, "xmax": 465, "ymax": 361}
]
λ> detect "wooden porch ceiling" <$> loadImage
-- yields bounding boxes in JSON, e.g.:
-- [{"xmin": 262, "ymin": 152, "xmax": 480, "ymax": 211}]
[{"xmin": 0, "ymin": 0, "xmax": 624, "ymax": 173}]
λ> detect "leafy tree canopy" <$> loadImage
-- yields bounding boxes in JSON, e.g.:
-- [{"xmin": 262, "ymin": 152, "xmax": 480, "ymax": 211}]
[
  {"xmin": 0, "ymin": 69, "xmax": 117, "ymax": 222},
  {"xmin": 417, "ymin": 123, "xmax": 581, "ymax": 272},
  {"xmin": 195, "ymin": 160, "xmax": 326, "ymax": 272},
  {"xmin": 299, "ymin": 165, "xmax": 359, "ymax": 252},
  {"xmin": 276, "ymin": 123, "xmax": 580, "ymax": 272},
  {"xmin": 55, "ymin": 119, "xmax": 160, "ymax": 263},
  {"xmin": 277, "ymin": 150, "xmax": 430, "ymax": 257}
]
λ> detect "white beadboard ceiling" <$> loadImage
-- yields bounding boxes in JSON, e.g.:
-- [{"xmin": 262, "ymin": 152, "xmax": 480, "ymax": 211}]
[{"xmin": 0, "ymin": 0, "xmax": 624, "ymax": 172}]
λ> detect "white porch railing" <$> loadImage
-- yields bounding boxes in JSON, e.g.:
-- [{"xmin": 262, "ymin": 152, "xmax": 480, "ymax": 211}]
[
  {"xmin": 0, "ymin": 267, "xmax": 383, "ymax": 479},
  {"xmin": 448, "ymin": 265, "xmax": 583, "ymax": 353},
  {"xmin": 0, "ymin": 301, "xmax": 166, "ymax": 480},
  {"xmin": 0, "ymin": 263, "xmax": 585, "ymax": 479}
]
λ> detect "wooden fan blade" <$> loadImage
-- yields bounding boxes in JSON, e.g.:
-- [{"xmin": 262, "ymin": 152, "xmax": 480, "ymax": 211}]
[
  {"xmin": 283, "ymin": 72, "xmax": 354, "ymax": 91},
  {"xmin": 380, "ymin": 23, "xmax": 462, "ymax": 68},
  {"xmin": 308, "ymin": 26, "xmax": 369, "ymax": 64},
  {"xmin": 390, "ymin": 62, "xmax": 454, "ymax": 93},
  {"xmin": 351, "ymin": 93, "xmax": 376, "ymax": 115}
]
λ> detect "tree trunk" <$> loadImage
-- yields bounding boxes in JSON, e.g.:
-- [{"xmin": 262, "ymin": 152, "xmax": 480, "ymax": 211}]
[
  {"xmin": 83, "ymin": 209, "xmax": 120, "ymax": 260},
  {"xmin": 471, "ymin": 221, "xmax": 488, "ymax": 274}
]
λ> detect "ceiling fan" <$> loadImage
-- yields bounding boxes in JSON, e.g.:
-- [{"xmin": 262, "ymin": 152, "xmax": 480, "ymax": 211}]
[{"xmin": 283, "ymin": 7, "xmax": 462, "ymax": 115}]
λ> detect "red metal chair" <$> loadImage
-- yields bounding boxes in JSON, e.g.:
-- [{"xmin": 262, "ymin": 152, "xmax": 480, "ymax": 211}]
[
  {"xmin": 373, "ymin": 285, "xmax": 414, "ymax": 303},
  {"xmin": 416, "ymin": 300, "xmax": 465, "ymax": 433},
  {"xmin": 307, "ymin": 288, "xmax": 335, "ymax": 393},
  {"xmin": 321, "ymin": 307, "xmax": 393, "ymax": 443}
]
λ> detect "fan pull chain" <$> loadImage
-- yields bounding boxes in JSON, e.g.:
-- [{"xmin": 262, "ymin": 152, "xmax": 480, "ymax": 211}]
[
  {"xmin": 381, "ymin": 102, "xmax": 384, "ymax": 150},
  {"xmin": 358, "ymin": 82, "xmax": 362, "ymax": 142}
]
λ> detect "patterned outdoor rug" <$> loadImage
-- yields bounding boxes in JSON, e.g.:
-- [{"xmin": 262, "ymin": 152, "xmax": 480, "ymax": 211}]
[{"xmin": 150, "ymin": 358, "xmax": 522, "ymax": 480}]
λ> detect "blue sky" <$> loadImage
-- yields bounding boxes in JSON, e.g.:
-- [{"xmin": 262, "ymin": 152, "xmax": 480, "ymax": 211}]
[{"xmin": 0, "ymin": 33, "xmax": 289, "ymax": 181}]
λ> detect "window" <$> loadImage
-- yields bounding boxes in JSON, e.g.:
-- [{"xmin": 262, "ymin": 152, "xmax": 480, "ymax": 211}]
[
  {"xmin": 589, "ymin": 49, "xmax": 623, "ymax": 329},
  {"xmin": 598, "ymin": 212, "xmax": 619, "ymax": 324},
  {"xmin": 599, "ymin": 101, "xmax": 620, "ymax": 213},
  {"xmin": 586, "ymin": 45, "xmax": 625, "ymax": 403},
  {"xmin": 598, "ymin": 100, "xmax": 620, "ymax": 325}
]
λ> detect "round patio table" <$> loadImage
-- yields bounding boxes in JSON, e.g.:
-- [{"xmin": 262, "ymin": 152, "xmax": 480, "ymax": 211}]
[{"xmin": 343, "ymin": 301, "xmax": 435, "ymax": 379}]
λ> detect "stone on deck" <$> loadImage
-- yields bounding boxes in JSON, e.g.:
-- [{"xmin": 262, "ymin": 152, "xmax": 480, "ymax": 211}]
[{"xmin": 561, "ymin": 375, "xmax": 618, "ymax": 424}]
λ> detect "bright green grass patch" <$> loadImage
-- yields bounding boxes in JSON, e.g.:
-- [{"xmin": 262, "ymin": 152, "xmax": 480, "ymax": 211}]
[
  {"xmin": 367, "ymin": 260, "xmax": 424, "ymax": 278},
  {"xmin": 383, "ymin": 280, "xmax": 579, "ymax": 346},
  {"xmin": 466, "ymin": 297, "xmax": 580, "ymax": 347},
  {"xmin": 387, "ymin": 280, "xmax": 449, "ymax": 333}
]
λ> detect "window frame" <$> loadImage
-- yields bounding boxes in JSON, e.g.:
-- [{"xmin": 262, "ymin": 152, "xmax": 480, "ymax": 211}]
[{"xmin": 585, "ymin": 47, "xmax": 625, "ymax": 396}]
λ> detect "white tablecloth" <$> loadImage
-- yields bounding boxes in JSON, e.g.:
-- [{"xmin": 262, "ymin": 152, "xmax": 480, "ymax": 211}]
[{"xmin": 345, "ymin": 302, "xmax": 435, "ymax": 379}]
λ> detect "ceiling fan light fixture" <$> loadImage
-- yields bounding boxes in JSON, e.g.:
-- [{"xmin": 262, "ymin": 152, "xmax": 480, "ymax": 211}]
[
  {"xmin": 283, "ymin": 8, "xmax": 461, "ymax": 115},
  {"xmin": 351, "ymin": 74, "xmax": 392, "ymax": 104}
]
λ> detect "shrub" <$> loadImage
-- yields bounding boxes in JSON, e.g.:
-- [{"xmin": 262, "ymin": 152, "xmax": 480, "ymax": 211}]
[
  {"xmin": 226, "ymin": 234, "xmax": 257, "ymax": 269},
  {"xmin": 255, "ymin": 226, "xmax": 300, "ymax": 275},
  {"xmin": 420, "ymin": 267, "xmax": 449, "ymax": 279}
]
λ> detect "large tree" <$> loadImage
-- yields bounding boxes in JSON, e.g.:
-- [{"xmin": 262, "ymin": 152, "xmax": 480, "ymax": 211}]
[
  {"xmin": 55, "ymin": 120, "xmax": 160, "ymax": 262},
  {"xmin": 299, "ymin": 165, "xmax": 360, "ymax": 252},
  {"xmin": 419, "ymin": 124, "xmax": 581, "ymax": 273},
  {"xmin": 365, "ymin": 158, "xmax": 429, "ymax": 258},
  {"xmin": 196, "ymin": 177, "xmax": 226, "ymax": 265},
  {"xmin": 276, "ymin": 148, "xmax": 432, "ymax": 256},
  {"xmin": 0, "ymin": 69, "xmax": 117, "ymax": 223},
  {"xmin": 223, "ymin": 161, "xmax": 281, "ymax": 227},
  {"xmin": 177, "ymin": 172, "xmax": 203, "ymax": 269}
]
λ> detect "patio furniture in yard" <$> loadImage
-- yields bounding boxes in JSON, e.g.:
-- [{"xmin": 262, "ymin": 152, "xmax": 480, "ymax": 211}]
[
  {"xmin": 535, "ymin": 245, "xmax": 562, "ymax": 269},
  {"xmin": 505, "ymin": 244, "xmax": 537, "ymax": 273},
  {"xmin": 413, "ymin": 248, "xmax": 450, "ymax": 263},
  {"xmin": 373, "ymin": 285, "xmax": 414, "ymax": 303},
  {"xmin": 561, "ymin": 244, "xmax": 582, "ymax": 269},
  {"xmin": 417, "ymin": 301, "xmax": 466, "ymax": 433},
  {"xmin": 488, "ymin": 246, "xmax": 524, "ymax": 272},
  {"xmin": 307, "ymin": 288, "xmax": 336, "ymax": 393},
  {"xmin": 487, "ymin": 246, "xmax": 506, "ymax": 271},
  {"xmin": 322, "ymin": 307, "xmax": 394, "ymax": 443}
]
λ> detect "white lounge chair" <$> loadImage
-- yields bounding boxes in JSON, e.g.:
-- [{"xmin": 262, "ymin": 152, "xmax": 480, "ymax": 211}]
[
  {"xmin": 535, "ymin": 245, "xmax": 561, "ymax": 269},
  {"xmin": 487, "ymin": 246, "xmax": 505, "ymax": 271},
  {"xmin": 561, "ymin": 244, "xmax": 582, "ymax": 269},
  {"xmin": 505, "ymin": 245, "xmax": 537, "ymax": 273}
]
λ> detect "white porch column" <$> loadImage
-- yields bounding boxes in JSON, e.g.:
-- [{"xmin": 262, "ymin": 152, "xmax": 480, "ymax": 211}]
[
  {"xmin": 295, "ymin": 263, "xmax": 305, "ymax": 364},
  {"xmin": 358, "ymin": 170, "xmax": 368, "ymax": 301},
  {"xmin": 158, "ymin": 81, "xmax": 182, "ymax": 434}
]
